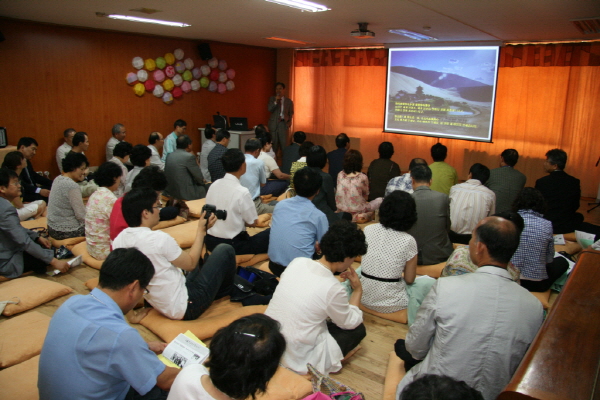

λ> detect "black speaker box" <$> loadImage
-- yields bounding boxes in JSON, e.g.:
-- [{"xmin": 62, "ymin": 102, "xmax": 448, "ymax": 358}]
[{"xmin": 198, "ymin": 43, "xmax": 212, "ymax": 60}]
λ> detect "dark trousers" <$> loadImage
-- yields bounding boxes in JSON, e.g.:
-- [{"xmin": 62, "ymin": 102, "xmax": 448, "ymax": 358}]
[
  {"xmin": 23, "ymin": 251, "xmax": 50, "ymax": 274},
  {"xmin": 449, "ymin": 230, "xmax": 471, "ymax": 245},
  {"xmin": 125, "ymin": 385, "xmax": 168, "ymax": 400},
  {"xmin": 205, "ymin": 229, "xmax": 270, "ymax": 255},
  {"xmin": 260, "ymin": 180, "xmax": 288, "ymax": 197},
  {"xmin": 182, "ymin": 244, "xmax": 237, "ymax": 321},
  {"xmin": 520, "ymin": 256, "xmax": 569, "ymax": 293},
  {"xmin": 394, "ymin": 339, "xmax": 422, "ymax": 372},
  {"xmin": 327, "ymin": 321, "xmax": 366, "ymax": 356},
  {"xmin": 268, "ymin": 260, "xmax": 286, "ymax": 277}
]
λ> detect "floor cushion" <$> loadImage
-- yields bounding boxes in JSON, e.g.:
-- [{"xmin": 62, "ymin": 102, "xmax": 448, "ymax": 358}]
[
  {"xmin": 0, "ymin": 271, "xmax": 33, "ymax": 283},
  {"xmin": 49, "ymin": 236, "xmax": 85, "ymax": 250},
  {"xmin": 359, "ymin": 303, "xmax": 407, "ymax": 324},
  {"xmin": 0, "ymin": 311, "xmax": 51, "ymax": 368},
  {"xmin": 161, "ymin": 220, "xmax": 199, "ymax": 248},
  {"xmin": 153, "ymin": 215, "xmax": 187, "ymax": 230},
  {"xmin": 186, "ymin": 198, "xmax": 207, "ymax": 218},
  {"xmin": 84, "ymin": 277, "xmax": 99, "ymax": 291},
  {"xmin": 256, "ymin": 366, "xmax": 313, "ymax": 400},
  {"xmin": 71, "ymin": 241, "xmax": 104, "ymax": 270},
  {"xmin": 383, "ymin": 351, "xmax": 405, "ymax": 400},
  {"xmin": 20, "ymin": 217, "xmax": 47, "ymax": 230},
  {"xmin": 0, "ymin": 276, "xmax": 72, "ymax": 316},
  {"xmin": 0, "ymin": 355, "xmax": 40, "ymax": 400}
]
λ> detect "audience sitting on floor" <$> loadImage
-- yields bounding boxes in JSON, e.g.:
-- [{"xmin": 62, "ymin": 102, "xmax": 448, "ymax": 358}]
[
  {"xmin": 207, "ymin": 129, "xmax": 230, "ymax": 182},
  {"xmin": 114, "ymin": 187, "xmax": 237, "ymax": 320},
  {"xmin": 125, "ymin": 144, "xmax": 152, "ymax": 194},
  {"xmin": 385, "ymin": 157, "xmax": 427, "ymax": 196},
  {"xmin": 368, "ymin": 141, "xmax": 401, "ymax": 200},
  {"xmin": 38, "ymin": 248, "xmax": 179, "ymax": 399},
  {"xmin": 398, "ymin": 374, "xmax": 484, "ymax": 400},
  {"xmin": 0, "ymin": 168, "xmax": 68, "ymax": 278},
  {"xmin": 205, "ymin": 148, "xmax": 271, "ymax": 255},
  {"xmin": 148, "ymin": 131, "xmax": 165, "ymax": 171},
  {"xmin": 48, "ymin": 152, "xmax": 88, "ymax": 240},
  {"xmin": 258, "ymin": 132, "xmax": 290, "ymax": 196},
  {"xmin": 327, "ymin": 132, "xmax": 350, "ymax": 184},
  {"xmin": 109, "ymin": 141, "xmax": 132, "ymax": 197},
  {"xmin": 429, "ymin": 143, "xmax": 457, "ymax": 195},
  {"xmin": 449, "ymin": 163, "xmax": 495, "ymax": 244},
  {"xmin": 288, "ymin": 140, "xmax": 314, "ymax": 191},
  {"xmin": 281, "ymin": 130, "xmax": 306, "ymax": 174},
  {"xmin": 360, "ymin": 191, "xmax": 417, "ymax": 313},
  {"xmin": 106, "ymin": 123, "xmax": 127, "ymax": 162},
  {"xmin": 56, "ymin": 128, "xmax": 75, "ymax": 172},
  {"xmin": 85, "ymin": 162, "xmax": 123, "ymax": 261},
  {"xmin": 407, "ymin": 164, "xmax": 453, "ymax": 265},
  {"xmin": 1, "ymin": 151, "xmax": 46, "ymax": 221},
  {"xmin": 268, "ymin": 167, "xmax": 328, "ymax": 277},
  {"xmin": 200, "ymin": 127, "xmax": 216, "ymax": 182},
  {"xmin": 266, "ymin": 220, "xmax": 367, "ymax": 375},
  {"xmin": 254, "ymin": 124, "xmax": 276, "ymax": 159},
  {"xmin": 70, "ymin": 131, "xmax": 89, "ymax": 154},
  {"xmin": 240, "ymin": 138, "xmax": 275, "ymax": 214},
  {"xmin": 485, "ymin": 148, "xmax": 526, "ymax": 213},
  {"xmin": 168, "ymin": 314, "xmax": 285, "ymax": 400},
  {"xmin": 18, "ymin": 137, "xmax": 52, "ymax": 203},
  {"xmin": 335, "ymin": 149, "xmax": 383, "ymax": 223},
  {"xmin": 164, "ymin": 135, "xmax": 206, "ymax": 200},
  {"xmin": 162, "ymin": 119, "xmax": 187, "ymax": 162}
]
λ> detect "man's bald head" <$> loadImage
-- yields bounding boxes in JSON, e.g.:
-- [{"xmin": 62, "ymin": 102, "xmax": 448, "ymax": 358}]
[{"xmin": 471, "ymin": 216, "xmax": 521, "ymax": 265}]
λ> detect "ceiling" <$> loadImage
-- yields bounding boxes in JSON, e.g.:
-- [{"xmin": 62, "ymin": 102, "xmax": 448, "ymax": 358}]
[{"xmin": 1, "ymin": 0, "xmax": 599, "ymax": 49}]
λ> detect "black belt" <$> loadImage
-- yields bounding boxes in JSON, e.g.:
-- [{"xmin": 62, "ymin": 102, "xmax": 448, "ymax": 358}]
[{"xmin": 361, "ymin": 271, "xmax": 400, "ymax": 283}]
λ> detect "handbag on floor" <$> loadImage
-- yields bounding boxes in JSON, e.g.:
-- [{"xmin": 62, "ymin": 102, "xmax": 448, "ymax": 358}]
[{"xmin": 306, "ymin": 363, "xmax": 365, "ymax": 400}]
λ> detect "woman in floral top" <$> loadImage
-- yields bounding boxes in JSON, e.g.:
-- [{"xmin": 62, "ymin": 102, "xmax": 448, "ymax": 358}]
[
  {"xmin": 335, "ymin": 150, "xmax": 383, "ymax": 223},
  {"xmin": 85, "ymin": 162, "xmax": 123, "ymax": 260}
]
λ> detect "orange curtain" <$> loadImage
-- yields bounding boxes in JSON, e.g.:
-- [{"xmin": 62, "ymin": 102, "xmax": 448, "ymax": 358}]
[{"xmin": 292, "ymin": 46, "xmax": 600, "ymax": 197}]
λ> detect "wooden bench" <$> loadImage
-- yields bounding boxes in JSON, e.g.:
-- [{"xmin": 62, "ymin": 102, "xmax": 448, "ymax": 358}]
[{"xmin": 498, "ymin": 249, "xmax": 600, "ymax": 400}]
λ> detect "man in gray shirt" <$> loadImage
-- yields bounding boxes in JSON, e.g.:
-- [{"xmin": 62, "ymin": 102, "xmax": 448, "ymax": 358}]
[{"xmin": 486, "ymin": 149, "xmax": 526, "ymax": 213}]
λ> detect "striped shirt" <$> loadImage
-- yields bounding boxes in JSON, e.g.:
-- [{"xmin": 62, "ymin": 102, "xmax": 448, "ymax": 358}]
[
  {"xmin": 449, "ymin": 179, "xmax": 496, "ymax": 234},
  {"xmin": 511, "ymin": 209, "xmax": 554, "ymax": 280}
]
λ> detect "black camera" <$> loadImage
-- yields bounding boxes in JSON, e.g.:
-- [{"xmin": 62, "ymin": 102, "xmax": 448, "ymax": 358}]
[{"xmin": 202, "ymin": 204, "xmax": 227, "ymax": 221}]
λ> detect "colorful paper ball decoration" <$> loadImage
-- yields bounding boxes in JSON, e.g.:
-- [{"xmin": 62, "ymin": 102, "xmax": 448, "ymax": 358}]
[
  {"xmin": 209, "ymin": 69, "xmax": 219, "ymax": 81},
  {"xmin": 184, "ymin": 58, "xmax": 194, "ymax": 70},
  {"xmin": 137, "ymin": 70, "xmax": 148, "ymax": 82},
  {"xmin": 182, "ymin": 70, "xmax": 193, "ymax": 81},
  {"xmin": 163, "ymin": 79, "xmax": 174, "ymax": 92},
  {"xmin": 132, "ymin": 57, "xmax": 144, "ymax": 69},
  {"xmin": 153, "ymin": 84, "xmax": 164, "ymax": 98},
  {"xmin": 208, "ymin": 57, "xmax": 219, "ymax": 69},
  {"xmin": 192, "ymin": 67, "xmax": 202, "ymax": 79},
  {"xmin": 163, "ymin": 92, "xmax": 174, "ymax": 104},
  {"xmin": 200, "ymin": 77, "xmax": 210, "ymax": 88},
  {"xmin": 218, "ymin": 72, "xmax": 227, "ymax": 83},
  {"xmin": 172, "ymin": 74, "xmax": 183, "ymax": 87},
  {"xmin": 174, "ymin": 48, "xmax": 184, "ymax": 60},
  {"xmin": 153, "ymin": 69, "xmax": 166, "ymax": 83},
  {"xmin": 181, "ymin": 81, "xmax": 192, "ymax": 93},
  {"xmin": 226, "ymin": 80, "xmax": 235, "ymax": 91},
  {"xmin": 144, "ymin": 58, "xmax": 156, "ymax": 71},
  {"xmin": 126, "ymin": 72, "xmax": 138, "ymax": 85},
  {"xmin": 201, "ymin": 65, "xmax": 211, "ymax": 76},
  {"xmin": 218, "ymin": 83, "xmax": 227, "ymax": 94},
  {"xmin": 172, "ymin": 87, "xmax": 183, "ymax": 98},
  {"xmin": 218, "ymin": 60, "xmax": 228, "ymax": 71},
  {"xmin": 165, "ymin": 53, "xmax": 175, "ymax": 65},
  {"xmin": 191, "ymin": 80, "xmax": 201, "ymax": 91},
  {"xmin": 208, "ymin": 81, "xmax": 218, "ymax": 92},
  {"xmin": 165, "ymin": 66, "xmax": 176, "ymax": 78},
  {"xmin": 226, "ymin": 69, "xmax": 236, "ymax": 80},
  {"xmin": 144, "ymin": 80, "xmax": 156, "ymax": 92},
  {"xmin": 156, "ymin": 57, "xmax": 167, "ymax": 70},
  {"xmin": 175, "ymin": 61, "xmax": 185, "ymax": 74},
  {"xmin": 133, "ymin": 83, "xmax": 145, "ymax": 96}
]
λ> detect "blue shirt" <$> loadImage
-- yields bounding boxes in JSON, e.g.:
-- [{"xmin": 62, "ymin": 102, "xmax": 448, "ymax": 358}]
[
  {"xmin": 268, "ymin": 196, "xmax": 328, "ymax": 266},
  {"xmin": 240, "ymin": 154, "xmax": 266, "ymax": 200},
  {"xmin": 38, "ymin": 288, "xmax": 165, "ymax": 400},
  {"xmin": 161, "ymin": 131, "xmax": 177, "ymax": 162},
  {"xmin": 510, "ymin": 209, "xmax": 554, "ymax": 280}
]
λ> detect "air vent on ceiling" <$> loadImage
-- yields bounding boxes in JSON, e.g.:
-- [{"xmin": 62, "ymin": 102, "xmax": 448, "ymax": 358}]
[
  {"xmin": 571, "ymin": 18, "xmax": 600, "ymax": 35},
  {"xmin": 129, "ymin": 8, "xmax": 161, "ymax": 15}
]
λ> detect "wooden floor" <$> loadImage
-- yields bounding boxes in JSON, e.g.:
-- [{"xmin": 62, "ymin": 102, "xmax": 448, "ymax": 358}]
[{"xmin": 3, "ymin": 197, "xmax": 600, "ymax": 399}]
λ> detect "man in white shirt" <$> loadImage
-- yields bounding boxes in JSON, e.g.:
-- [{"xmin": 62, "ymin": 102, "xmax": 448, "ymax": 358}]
[
  {"xmin": 258, "ymin": 132, "xmax": 290, "ymax": 197},
  {"xmin": 200, "ymin": 127, "xmax": 216, "ymax": 183},
  {"xmin": 113, "ymin": 187, "xmax": 236, "ymax": 320},
  {"xmin": 449, "ymin": 163, "xmax": 495, "ymax": 244},
  {"xmin": 56, "ymin": 128, "xmax": 75, "ymax": 173},
  {"xmin": 109, "ymin": 141, "xmax": 132, "ymax": 198},
  {"xmin": 240, "ymin": 138, "xmax": 275, "ymax": 214},
  {"xmin": 106, "ymin": 123, "xmax": 126, "ymax": 162},
  {"xmin": 147, "ymin": 132, "xmax": 164, "ymax": 171},
  {"xmin": 205, "ymin": 148, "xmax": 271, "ymax": 255}
]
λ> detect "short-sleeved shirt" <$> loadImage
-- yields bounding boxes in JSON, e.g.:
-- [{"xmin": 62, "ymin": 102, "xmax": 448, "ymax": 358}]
[
  {"xmin": 449, "ymin": 179, "xmax": 496, "ymax": 234},
  {"xmin": 113, "ymin": 227, "xmax": 186, "ymax": 319},
  {"xmin": 429, "ymin": 161, "xmax": 458, "ymax": 195},
  {"xmin": 268, "ymin": 196, "xmax": 328, "ymax": 266},
  {"xmin": 240, "ymin": 154, "xmax": 266, "ymax": 200},
  {"xmin": 38, "ymin": 288, "xmax": 165, "ymax": 400},
  {"xmin": 162, "ymin": 132, "xmax": 177, "ymax": 162},
  {"xmin": 56, "ymin": 142, "xmax": 72, "ymax": 172},
  {"xmin": 207, "ymin": 143, "xmax": 229, "ymax": 182},
  {"xmin": 106, "ymin": 137, "xmax": 120, "ymax": 161},
  {"xmin": 258, "ymin": 151, "xmax": 280, "ymax": 177},
  {"xmin": 167, "ymin": 364, "xmax": 214, "ymax": 400},
  {"xmin": 148, "ymin": 145, "xmax": 164, "ymax": 171},
  {"xmin": 385, "ymin": 173, "xmax": 414, "ymax": 196},
  {"xmin": 511, "ymin": 209, "xmax": 554, "ymax": 280}
]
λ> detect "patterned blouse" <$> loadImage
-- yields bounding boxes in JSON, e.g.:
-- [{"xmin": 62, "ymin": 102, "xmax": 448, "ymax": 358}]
[
  {"xmin": 441, "ymin": 246, "xmax": 521, "ymax": 282},
  {"xmin": 85, "ymin": 187, "xmax": 117, "ymax": 260},
  {"xmin": 335, "ymin": 171, "xmax": 370, "ymax": 216}
]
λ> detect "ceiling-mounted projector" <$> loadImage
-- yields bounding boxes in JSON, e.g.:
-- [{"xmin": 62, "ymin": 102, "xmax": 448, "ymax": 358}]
[{"xmin": 351, "ymin": 22, "xmax": 375, "ymax": 38}]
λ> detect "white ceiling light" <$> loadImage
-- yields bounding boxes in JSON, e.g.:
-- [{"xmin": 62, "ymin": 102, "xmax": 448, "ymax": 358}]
[
  {"xmin": 265, "ymin": 0, "xmax": 330, "ymax": 12},
  {"xmin": 389, "ymin": 29, "xmax": 437, "ymax": 41},
  {"xmin": 98, "ymin": 13, "xmax": 191, "ymax": 27}
]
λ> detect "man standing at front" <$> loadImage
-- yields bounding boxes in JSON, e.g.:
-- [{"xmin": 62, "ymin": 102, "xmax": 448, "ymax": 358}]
[
  {"xmin": 395, "ymin": 216, "xmax": 543, "ymax": 400},
  {"xmin": 268, "ymin": 82, "xmax": 294, "ymax": 156}
]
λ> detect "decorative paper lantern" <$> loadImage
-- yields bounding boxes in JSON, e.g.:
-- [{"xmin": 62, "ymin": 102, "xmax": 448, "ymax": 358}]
[
  {"xmin": 182, "ymin": 70, "xmax": 193, "ymax": 81},
  {"xmin": 172, "ymin": 87, "xmax": 183, "ymax": 98},
  {"xmin": 226, "ymin": 68, "xmax": 236, "ymax": 80},
  {"xmin": 163, "ymin": 79, "xmax": 174, "ymax": 91},
  {"xmin": 200, "ymin": 77, "xmax": 210, "ymax": 88},
  {"xmin": 181, "ymin": 81, "xmax": 192, "ymax": 93},
  {"xmin": 192, "ymin": 67, "xmax": 202, "ymax": 79},
  {"xmin": 153, "ymin": 84, "xmax": 164, "ymax": 98},
  {"xmin": 218, "ymin": 72, "xmax": 227, "ymax": 83},
  {"xmin": 132, "ymin": 57, "xmax": 144, "ymax": 69},
  {"xmin": 209, "ymin": 69, "xmax": 219, "ymax": 81},
  {"xmin": 191, "ymin": 80, "xmax": 201, "ymax": 91},
  {"xmin": 137, "ymin": 70, "xmax": 148, "ymax": 82},
  {"xmin": 163, "ymin": 92, "xmax": 174, "ymax": 104},
  {"xmin": 208, "ymin": 57, "xmax": 219, "ymax": 69},
  {"xmin": 226, "ymin": 80, "xmax": 235, "ymax": 91},
  {"xmin": 175, "ymin": 61, "xmax": 185, "ymax": 74},
  {"xmin": 217, "ymin": 83, "xmax": 227, "ymax": 94},
  {"xmin": 174, "ymin": 48, "xmax": 185, "ymax": 60},
  {"xmin": 144, "ymin": 80, "xmax": 156, "ymax": 92},
  {"xmin": 165, "ymin": 53, "xmax": 175, "ymax": 65},
  {"xmin": 208, "ymin": 81, "xmax": 218, "ymax": 92},
  {"xmin": 126, "ymin": 72, "xmax": 138, "ymax": 85},
  {"xmin": 144, "ymin": 58, "xmax": 156, "ymax": 71},
  {"xmin": 172, "ymin": 74, "xmax": 183, "ymax": 87},
  {"xmin": 155, "ymin": 57, "xmax": 166, "ymax": 70},
  {"xmin": 201, "ymin": 65, "xmax": 211, "ymax": 76},
  {"xmin": 165, "ymin": 66, "xmax": 176, "ymax": 78},
  {"xmin": 153, "ymin": 70, "xmax": 166, "ymax": 83},
  {"xmin": 218, "ymin": 60, "xmax": 228, "ymax": 71},
  {"xmin": 133, "ymin": 83, "xmax": 145, "ymax": 96},
  {"xmin": 184, "ymin": 58, "xmax": 194, "ymax": 70}
]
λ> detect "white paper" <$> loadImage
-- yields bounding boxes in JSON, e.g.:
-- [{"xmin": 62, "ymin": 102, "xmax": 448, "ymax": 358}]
[
  {"xmin": 48, "ymin": 255, "xmax": 83, "ymax": 276},
  {"xmin": 553, "ymin": 234, "xmax": 565, "ymax": 245},
  {"xmin": 162, "ymin": 333, "xmax": 210, "ymax": 368},
  {"xmin": 575, "ymin": 230, "xmax": 595, "ymax": 249}
]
